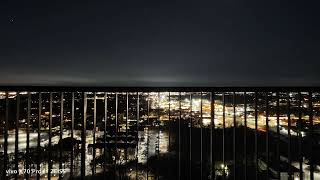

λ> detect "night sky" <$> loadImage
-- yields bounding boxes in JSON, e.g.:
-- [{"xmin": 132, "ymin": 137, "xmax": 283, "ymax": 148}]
[{"xmin": 2, "ymin": 0, "xmax": 320, "ymax": 86}]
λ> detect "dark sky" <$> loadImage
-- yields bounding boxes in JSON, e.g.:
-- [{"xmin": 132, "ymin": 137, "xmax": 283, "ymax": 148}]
[{"xmin": 2, "ymin": 0, "xmax": 320, "ymax": 86}]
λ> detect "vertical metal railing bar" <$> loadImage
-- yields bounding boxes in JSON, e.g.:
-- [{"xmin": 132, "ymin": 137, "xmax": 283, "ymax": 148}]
[
  {"xmin": 93, "ymin": 92, "xmax": 97, "ymax": 175},
  {"xmin": 103, "ymin": 92, "xmax": 107, "ymax": 180},
  {"xmin": 210, "ymin": 91, "xmax": 215, "ymax": 179},
  {"xmin": 71, "ymin": 92, "xmax": 74, "ymax": 179},
  {"xmin": 136, "ymin": 92, "xmax": 139, "ymax": 180},
  {"xmin": 298, "ymin": 92, "xmax": 303, "ymax": 180},
  {"xmin": 81, "ymin": 92, "xmax": 87, "ymax": 179},
  {"xmin": 26, "ymin": 92, "xmax": 31, "ymax": 180},
  {"xmin": 157, "ymin": 92, "xmax": 160, "ymax": 180},
  {"xmin": 48, "ymin": 92, "xmax": 52, "ymax": 180},
  {"xmin": 254, "ymin": 92, "xmax": 258, "ymax": 180},
  {"xmin": 125, "ymin": 92, "xmax": 129, "ymax": 177},
  {"xmin": 168, "ymin": 92, "xmax": 171, "ymax": 152},
  {"xmin": 200, "ymin": 92, "xmax": 203, "ymax": 180},
  {"xmin": 59, "ymin": 92, "xmax": 63, "ymax": 180},
  {"xmin": 189, "ymin": 93, "xmax": 192, "ymax": 180},
  {"xmin": 276, "ymin": 92, "xmax": 280, "ymax": 179},
  {"xmin": 244, "ymin": 92, "xmax": 247, "ymax": 180},
  {"xmin": 14, "ymin": 92, "xmax": 20, "ymax": 180},
  {"xmin": 178, "ymin": 92, "xmax": 181, "ymax": 180},
  {"xmin": 37, "ymin": 92, "xmax": 41, "ymax": 180},
  {"xmin": 265, "ymin": 92, "xmax": 269, "ymax": 180},
  {"xmin": 115, "ymin": 92, "xmax": 118, "ymax": 180},
  {"xmin": 287, "ymin": 92, "xmax": 292, "ymax": 179},
  {"xmin": 308, "ymin": 91, "xmax": 314, "ymax": 180},
  {"xmin": 147, "ymin": 92, "xmax": 150, "ymax": 180},
  {"xmin": 233, "ymin": 92, "xmax": 236, "ymax": 180},
  {"xmin": 222, "ymin": 92, "xmax": 226, "ymax": 180}
]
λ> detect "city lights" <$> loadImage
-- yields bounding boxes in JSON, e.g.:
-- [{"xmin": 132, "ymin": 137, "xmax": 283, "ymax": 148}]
[{"xmin": 1, "ymin": 90, "xmax": 320, "ymax": 179}]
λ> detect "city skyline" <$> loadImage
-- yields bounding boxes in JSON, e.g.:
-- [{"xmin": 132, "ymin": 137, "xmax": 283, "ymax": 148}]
[{"xmin": 1, "ymin": 89, "xmax": 320, "ymax": 179}]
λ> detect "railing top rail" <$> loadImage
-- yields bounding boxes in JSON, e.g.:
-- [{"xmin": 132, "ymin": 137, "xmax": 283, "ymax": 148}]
[{"xmin": 0, "ymin": 86, "xmax": 320, "ymax": 92}]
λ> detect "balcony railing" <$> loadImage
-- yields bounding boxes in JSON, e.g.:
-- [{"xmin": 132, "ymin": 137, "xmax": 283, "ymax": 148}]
[{"xmin": 0, "ymin": 87, "xmax": 319, "ymax": 180}]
